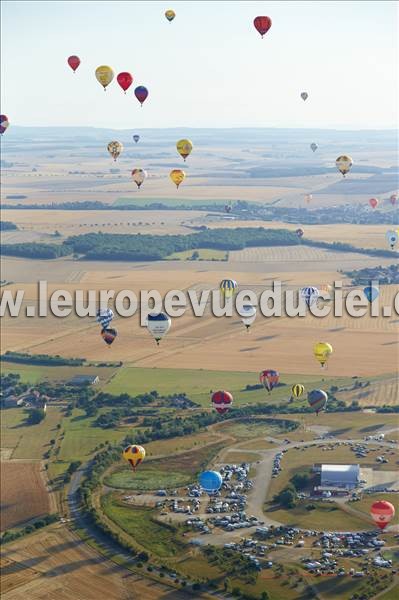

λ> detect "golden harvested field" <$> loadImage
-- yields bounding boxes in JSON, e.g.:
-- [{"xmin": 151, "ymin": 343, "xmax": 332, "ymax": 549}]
[
  {"xmin": 0, "ymin": 527, "xmax": 194, "ymax": 599},
  {"xmin": 1, "ymin": 260, "xmax": 397, "ymax": 377},
  {"xmin": 337, "ymin": 376, "xmax": 399, "ymax": 406},
  {"xmin": 0, "ymin": 462, "xmax": 49, "ymax": 531}
]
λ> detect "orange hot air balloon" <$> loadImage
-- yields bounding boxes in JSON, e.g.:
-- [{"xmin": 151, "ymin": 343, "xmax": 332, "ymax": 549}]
[
  {"xmin": 369, "ymin": 198, "xmax": 378, "ymax": 209},
  {"xmin": 370, "ymin": 500, "xmax": 395, "ymax": 530}
]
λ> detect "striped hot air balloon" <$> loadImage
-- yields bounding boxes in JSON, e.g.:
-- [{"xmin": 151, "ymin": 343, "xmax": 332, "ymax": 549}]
[
  {"xmin": 96, "ymin": 308, "xmax": 114, "ymax": 328},
  {"xmin": 259, "ymin": 370, "xmax": 280, "ymax": 393},
  {"xmin": 220, "ymin": 279, "xmax": 238, "ymax": 298},
  {"xmin": 307, "ymin": 389, "xmax": 328, "ymax": 415}
]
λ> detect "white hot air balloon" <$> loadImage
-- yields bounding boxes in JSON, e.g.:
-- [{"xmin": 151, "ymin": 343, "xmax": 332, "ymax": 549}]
[
  {"xmin": 146, "ymin": 312, "xmax": 171, "ymax": 345},
  {"xmin": 385, "ymin": 230, "xmax": 398, "ymax": 250},
  {"xmin": 239, "ymin": 304, "xmax": 257, "ymax": 331}
]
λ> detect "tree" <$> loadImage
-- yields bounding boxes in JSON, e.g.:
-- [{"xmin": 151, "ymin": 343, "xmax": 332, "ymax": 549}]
[
  {"xmin": 261, "ymin": 593, "xmax": 270, "ymax": 600},
  {"xmin": 26, "ymin": 408, "xmax": 45, "ymax": 425},
  {"xmin": 191, "ymin": 250, "xmax": 200, "ymax": 260},
  {"xmin": 278, "ymin": 488, "xmax": 296, "ymax": 509},
  {"xmin": 291, "ymin": 472, "xmax": 310, "ymax": 491}
]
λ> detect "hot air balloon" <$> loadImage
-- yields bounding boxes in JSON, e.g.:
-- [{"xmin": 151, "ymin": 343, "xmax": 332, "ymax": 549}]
[
  {"xmin": 95, "ymin": 65, "xmax": 114, "ymax": 90},
  {"xmin": 122, "ymin": 444, "xmax": 145, "ymax": 471},
  {"xmin": 307, "ymin": 389, "xmax": 328, "ymax": 415},
  {"xmin": 133, "ymin": 134, "xmax": 140, "ymax": 143},
  {"xmin": 131, "ymin": 168, "xmax": 147, "ymax": 189},
  {"xmin": 225, "ymin": 202, "xmax": 232, "ymax": 213},
  {"xmin": 199, "ymin": 470, "xmax": 223, "ymax": 494},
  {"xmin": 291, "ymin": 384, "xmax": 305, "ymax": 401},
  {"xmin": 296, "ymin": 228, "xmax": 304, "ymax": 238},
  {"xmin": 96, "ymin": 307, "xmax": 114, "ymax": 328},
  {"xmin": 363, "ymin": 285, "xmax": 379, "ymax": 303},
  {"xmin": 253, "ymin": 16, "xmax": 272, "ymax": 38},
  {"xmin": 67, "ymin": 55, "xmax": 80, "ymax": 72},
  {"xmin": 239, "ymin": 304, "xmax": 257, "ymax": 330},
  {"xmin": 301, "ymin": 286, "xmax": 319, "ymax": 308},
  {"xmin": 134, "ymin": 86, "xmax": 149, "ymax": 106},
  {"xmin": 370, "ymin": 500, "xmax": 395, "ymax": 530},
  {"xmin": 176, "ymin": 139, "xmax": 193, "ymax": 161},
  {"xmin": 313, "ymin": 342, "xmax": 333, "ymax": 368},
  {"xmin": 101, "ymin": 327, "xmax": 117, "ymax": 346},
  {"xmin": 369, "ymin": 198, "xmax": 378, "ymax": 209},
  {"xmin": 386, "ymin": 229, "xmax": 398, "ymax": 249},
  {"xmin": 335, "ymin": 155, "xmax": 353, "ymax": 177},
  {"xmin": 0, "ymin": 115, "xmax": 9, "ymax": 135},
  {"xmin": 310, "ymin": 143, "xmax": 318, "ymax": 152},
  {"xmin": 117, "ymin": 72, "xmax": 133, "ymax": 94},
  {"xmin": 220, "ymin": 279, "xmax": 237, "ymax": 298},
  {"xmin": 211, "ymin": 390, "xmax": 233, "ymax": 415},
  {"xmin": 300, "ymin": 92, "xmax": 308, "ymax": 101},
  {"xmin": 107, "ymin": 141, "xmax": 123, "ymax": 161},
  {"xmin": 305, "ymin": 194, "xmax": 312, "ymax": 204},
  {"xmin": 146, "ymin": 312, "xmax": 171, "ymax": 345},
  {"xmin": 389, "ymin": 193, "xmax": 397, "ymax": 206},
  {"xmin": 165, "ymin": 9, "xmax": 176, "ymax": 22},
  {"xmin": 259, "ymin": 369, "xmax": 280, "ymax": 393},
  {"xmin": 169, "ymin": 169, "xmax": 185, "ymax": 189}
]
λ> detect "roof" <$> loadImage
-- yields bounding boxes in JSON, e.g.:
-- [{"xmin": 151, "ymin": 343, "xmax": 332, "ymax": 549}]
[{"xmin": 321, "ymin": 464, "xmax": 359, "ymax": 473}]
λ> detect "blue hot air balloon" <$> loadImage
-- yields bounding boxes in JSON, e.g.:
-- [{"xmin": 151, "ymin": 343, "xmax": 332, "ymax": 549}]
[
  {"xmin": 199, "ymin": 470, "xmax": 223, "ymax": 494},
  {"xmin": 96, "ymin": 307, "xmax": 114, "ymax": 328},
  {"xmin": 363, "ymin": 285, "xmax": 379, "ymax": 303}
]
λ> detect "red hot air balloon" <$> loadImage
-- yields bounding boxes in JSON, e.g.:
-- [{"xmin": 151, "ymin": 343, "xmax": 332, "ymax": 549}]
[
  {"xmin": 67, "ymin": 55, "xmax": 80, "ymax": 72},
  {"xmin": 253, "ymin": 16, "xmax": 272, "ymax": 38},
  {"xmin": 134, "ymin": 86, "xmax": 149, "ymax": 106},
  {"xmin": 369, "ymin": 198, "xmax": 378, "ymax": 209},
  {"xmin": 211, "ymin": 390, "xmax": 233, "ymax": 415},
  {"xmin": 0, "ymin": 115, "xmax": 9, "ymax": 135},
  {"xmin": 117, "ymin": 72, "xmax": 133, "ymax": 94},
  {"xmin": 370, "ymin": 500, "xmax": 395, "ymax": 530},
  {"xmin": 259, "ymin": 369, "xmax": 280, "ymax": 393}
]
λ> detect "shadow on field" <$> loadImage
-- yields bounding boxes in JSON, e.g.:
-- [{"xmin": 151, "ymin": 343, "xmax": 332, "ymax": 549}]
[
  {"xmin": 329, "ymin": 427, "xmax": 352, "ymax": 436},
  {"xmin": 46, "ymin": 556, "xmax": 107, "ymax": 577},
  {"xmin": 359, "ymin": 424, "xmax": 385, "ymax": 432},
  {"xmin": 240, "ymin": 347, "xmax": 261, "ymax": 352},
  {"xmin": 45, "ymin": 539, "xmax": 84, "ymax": 553},
  {"xmin": 256, "ymin": 335, "xmax": 279, "ymax": 341},
  {"xmin": 1, "ymin": 555, "xmax": 48, "ymax": 575}
]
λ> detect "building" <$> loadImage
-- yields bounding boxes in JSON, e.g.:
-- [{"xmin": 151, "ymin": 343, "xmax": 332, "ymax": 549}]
[
  {"xmin": 319, "ymin": 464, "xmax": 360, "ymax": 490},
  {"xmin": 69, "ymin": 375, "xmax": 99, "ymax": 386}
]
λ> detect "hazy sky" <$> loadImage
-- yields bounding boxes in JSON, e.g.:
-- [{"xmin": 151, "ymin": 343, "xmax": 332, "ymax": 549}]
[{"xmin": 1, "ymin": 1, "xmax": 397, "ymax": 129}]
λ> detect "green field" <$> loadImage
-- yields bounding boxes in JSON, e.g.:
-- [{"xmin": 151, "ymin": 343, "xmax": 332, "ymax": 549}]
[
  {"xmin": 105, "ymin": 441, "xmax": 225, "ymax": 490},
  {"xmin": 1, "ymin": 406, "xmax": 64, "ymax": 459},
  {"xmin": 104, "ymin": 366, "xmax": 356, "ymax": 408},
  {"xmin": 216, "ymin": 418, "xmax": 294, "ymax": 440},
  {"xmin": 1, "ymin": 363, "xmax": 116, "ymax": 386},
  {"xmin": 351, "ymin": 493, "xmax": 399, "ymax": 526},
  {"xmin": 101, "ymin": 493, "xmax": 186, "ymax": 558}
]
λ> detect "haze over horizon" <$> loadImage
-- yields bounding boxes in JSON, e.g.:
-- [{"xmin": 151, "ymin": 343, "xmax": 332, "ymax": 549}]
[{"xmin": 1, "ymin": 1, "xmax": 397, "ymax": 130}]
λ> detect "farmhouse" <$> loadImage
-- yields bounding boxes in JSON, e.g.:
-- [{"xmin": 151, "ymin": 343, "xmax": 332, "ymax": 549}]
[
  {"xmin": 314, "ymin": 464, "xmax": 360, "ymax": 490},
  {"xmin": 69, "ymin": 374, "xmax": 99, "ymax": 386}
]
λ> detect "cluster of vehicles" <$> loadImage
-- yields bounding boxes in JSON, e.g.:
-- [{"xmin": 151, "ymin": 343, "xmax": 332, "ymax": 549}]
[{"xmin": 272, "ymin": 449, "xmax": 287, "ymax": 477}]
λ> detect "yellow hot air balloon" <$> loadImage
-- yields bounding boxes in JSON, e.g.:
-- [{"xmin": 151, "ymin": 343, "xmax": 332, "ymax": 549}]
[
  {"xmin": 170, "ymin": 169, "xmax": 186, "ymax": 189},
  {"xmin": 107, "ymin": 141, "xmax": 123, "ymax": 161},
  {"xmin": 314, "ymin": 342, "xmax": 333, "ymax": 368},
  {"xmin": 165, "ymin": 9, "xmax": 176, "ymax": 22},
  {"xmin": 95, "ymin": 65, "xmax": 114, "ymax": 90},
  {"xmin": 176, "ymin": 139, "xmax": 193, "ymax": 161},
  {"xmin": 335, "ymin": 155, "xmax": 353, "ymax": 177},
  {"xmin": 220, "ymin": 279, "xmax": 238, "ymax": 298},
  {"xmin": 122, "ymin": 444, "xmax": 145, "ymax": 471},
  {"xmin": 291, "ymin": 383, "xmax": 305, "ymax": 399}
]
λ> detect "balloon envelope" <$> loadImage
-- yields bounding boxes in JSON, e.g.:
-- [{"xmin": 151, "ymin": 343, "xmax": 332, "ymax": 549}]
[
  {"xmin": 122, "ymin": 445, "xmax": 145, "ymax": 470},
  {"xmin": 211, "ymin": 390, "xmax": 233, "ymax": 415},
  {"xmin": 117, "ymin": 72, "xmax": 133, "ymax": 93},
  {"xmin": 239, "ymin": 304, "xmax": 257, "ymax": 329},
  {"xmin": 314, "ymin": 342, "xmax": 333, "ymax": 367},
  {"xmin": 170, "ymin": 169, "xmax": 185, "ymax": 188},
  {"xmin": 310, "ymin": 143, "xmax": 318, "ymax": 152},
  {"xmin": 301, "ymin": 92, "xmax": 308, "ymax": 101},
  {"xmin": 385, "ymin": 229, "xmax": 398, "ymax": 249},
  {"xmin": 336, "ymin": 155, "xmax": 353, "ymax": 176},
  {"xmin": 369, "ymin": 198, "xmax": 378, "ymax": 209},
  {"xmin": 259, "ymin": 369, "xmax": 280, "ymax": 392},
  {"xmin": 107, "ymin": 141, "xmax": 123, "ymax": 161},
  {"xmin": 146, "ymin": 312, "xmax": 171, "ymax": 344},
  {"xmin": 363, "ymin": 285, "xmax": 379, "ymax": 303},
  {"xmin": 95, "ymin": 65, "xmax": 114, "ymax": 89},
  {"xmin": 296, "ymin": 228, "xmax": 304, "ymax": 238},
  {"xmin": 131, "ymin": 168, "xmax": 147, "ymax": 189},
  {"xmin": 253, "ymin": 16, "xmax": 272, "ymax": 37},
  {"xmin": 199, "ymin": 470, "xmax": 223, "ymax": 493},
  {"xmin": 96, "ymin": 308, "xmax": 114, "ymax": 328},
  {"xmin": 370, "ymin": 500, "xmax": 395, "ymax": 530},
  {"xmin": 134, "ymin": 86, "xmax": 149, "ymax": 105},
  {"xmin": 67, "ymin": 55, "xmax": 80, "ymax": 72},
  {"xmin": 308, "ymin": 389, "xmax": 328, "ymax": 414},
  {"xmin": 0, "ymin": 115, "xmax": 9, "ymax": 135},
  {"xmin": 176, "ymin": 139, "xmax": 193, "ymax": 161},
  {"xmin": 301, "ymin": 286, "xmax": 319, "ymax": 308},
  {"xmin": 165, "ymin": 9, "xmax": 176, "ymax": 21},
  {"xmin": 133, "ymin": 135, "xmax": 140, "ymax": 143},
  {"xmin": 101, "ymin": 327, "xmax": 117, "ymax": 346},
  {"xmin": 291, "ymin": 384, "xmax": 305, "ymax": 399},
  {"xmin": 220, "ymin": 279, "xmax": 237, "ymax": 298}
]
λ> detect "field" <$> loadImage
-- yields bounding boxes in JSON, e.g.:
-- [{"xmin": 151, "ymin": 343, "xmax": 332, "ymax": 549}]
[
  {"xmin": 0, "ymin": 462, "xmax": 50, "ymax": 531},
  {"xmin": 105, "ymin": 441, "xmax": 225, "ymax": 490},
  {"xmin": 102, "ymin": 495, "xmax": 186, "ymax": 558}
]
